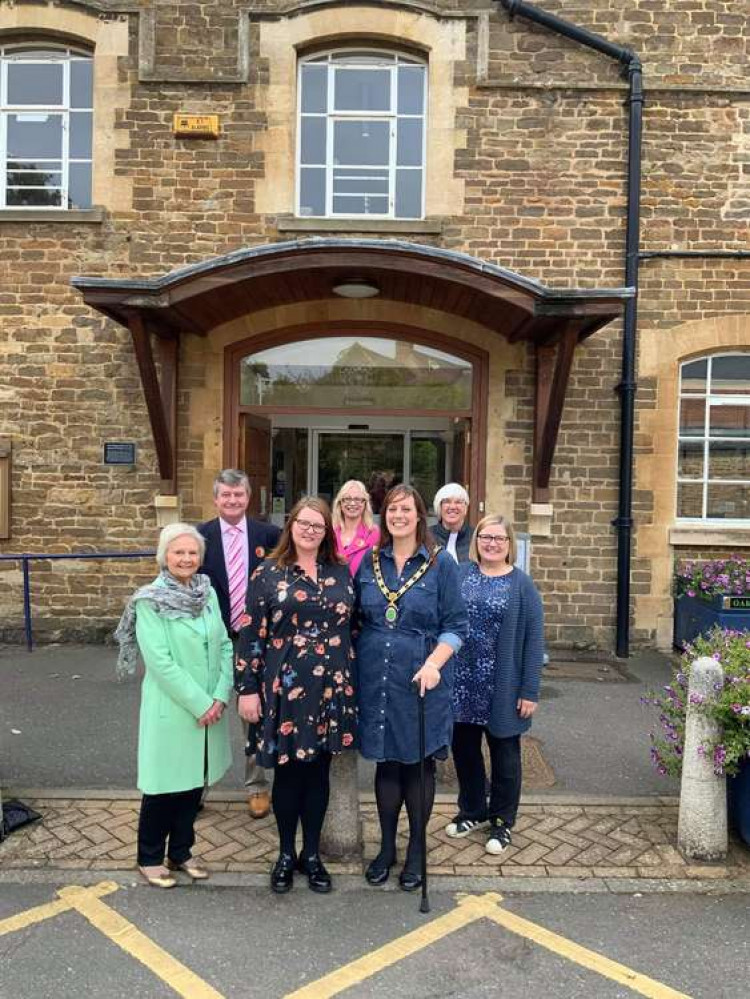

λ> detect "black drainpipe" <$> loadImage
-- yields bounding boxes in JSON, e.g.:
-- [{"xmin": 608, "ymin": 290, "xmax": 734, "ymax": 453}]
[{"xmin": 497, "ymin": 1, "xmax": 643, "ymax": 658}]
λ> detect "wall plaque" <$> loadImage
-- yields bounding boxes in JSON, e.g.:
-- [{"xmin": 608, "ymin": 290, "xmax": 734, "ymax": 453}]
[
  {"xmin": 104, "ymin": 442, "xmax": 136, "ymax": 466},
  {"xmin": 173, "ymin": 114, "xmax": 220, "ymax": 138}
]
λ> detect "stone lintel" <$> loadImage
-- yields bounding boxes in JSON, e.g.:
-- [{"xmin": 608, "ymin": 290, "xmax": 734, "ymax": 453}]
[
  {"xmin": 0, "ymin": 208, "xmax": 105, "ymax": 224},
  {"xmin": 276, "ymin": 215, "xmax": 444, "ymax": 234},
  {"xmin": 670, "ymin": 525, "xmax": 750, "ymax": 549}
]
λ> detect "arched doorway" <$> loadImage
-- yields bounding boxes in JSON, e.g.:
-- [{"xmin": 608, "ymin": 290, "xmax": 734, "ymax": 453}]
[{"xmin": 224, "ymin": 322, "xmax": 488, "ymax": 524}]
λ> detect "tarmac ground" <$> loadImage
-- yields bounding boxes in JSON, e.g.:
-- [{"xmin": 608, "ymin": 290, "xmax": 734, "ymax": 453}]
[
  {"xmin": 2, "ymin": 642, "xmax": 749, "ymax": 998},
  {"xmin": 1, "ymin": 877, "xmax": 749, "ymax": 998},
  {"xmin": 2, "ymin": 642, "xmax": 679, "ymax": 795}
]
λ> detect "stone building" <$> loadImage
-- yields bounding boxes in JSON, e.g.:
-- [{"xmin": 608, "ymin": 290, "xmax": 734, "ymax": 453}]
[{"xmin": 0, "ymin": 0, "xmax": 747, "ymax": 651}]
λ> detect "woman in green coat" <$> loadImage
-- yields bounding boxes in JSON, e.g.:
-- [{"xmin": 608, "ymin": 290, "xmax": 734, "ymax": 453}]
[{"xmin": 115, "ymin": 523, "xmax": 233, "ymax": 888}]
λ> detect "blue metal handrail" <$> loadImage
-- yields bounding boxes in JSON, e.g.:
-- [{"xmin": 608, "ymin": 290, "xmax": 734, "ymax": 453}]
[{"xmin": 0, "ymin": 551, "xmax": 156, "ymax": 651}]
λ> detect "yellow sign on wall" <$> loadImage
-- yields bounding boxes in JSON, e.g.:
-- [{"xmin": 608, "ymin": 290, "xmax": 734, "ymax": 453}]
[{"xmin": 172, "ymin": 114, "xmax": 220, "ymax": 138}]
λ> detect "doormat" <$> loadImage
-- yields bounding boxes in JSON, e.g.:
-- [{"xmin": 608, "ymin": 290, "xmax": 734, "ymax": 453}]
[{"xmin": 436, "ymin": 735, "xmax": 555, "ymax": 791}]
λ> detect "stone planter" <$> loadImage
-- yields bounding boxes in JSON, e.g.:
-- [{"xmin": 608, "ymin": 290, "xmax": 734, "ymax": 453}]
[
  {"xmin": 673, "ymin": 593, "xmax": 750, "ymax": 649},
  {"xmin": 727, "ymin": 757, "xmax": 750, "ymax": 847}
]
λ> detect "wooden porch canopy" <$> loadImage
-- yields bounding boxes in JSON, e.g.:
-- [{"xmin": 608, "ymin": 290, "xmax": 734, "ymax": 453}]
[{"xmin": 71, "ymin": 238, "xmax": 633, "ymax": 499}]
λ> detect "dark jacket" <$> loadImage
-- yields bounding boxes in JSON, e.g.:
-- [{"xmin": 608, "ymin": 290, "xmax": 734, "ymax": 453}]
[
  {"xmin": 431, "ymin": 520, "xmax": 473, "ymax": 563},
  {"xmin": 198, "ymin": 515, "xmax": 281, "ymax": 634},
  {"xmin": 454, "ymin": 563, "xmax": 545, "ymax": 738}
]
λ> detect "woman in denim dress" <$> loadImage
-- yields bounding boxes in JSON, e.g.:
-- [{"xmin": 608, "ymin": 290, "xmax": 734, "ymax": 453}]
[{"xmin": 355, "ymin": 485, "xmax": 467, "ymax": 891}]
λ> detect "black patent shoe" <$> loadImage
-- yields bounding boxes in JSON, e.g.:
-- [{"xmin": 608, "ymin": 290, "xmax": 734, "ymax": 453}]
[
  {"xmin": 398, "ymin": 867, "xmax": 423, "ymax": 892},
  {"xmin": 365, "ymin": 854, "xmax": 394, "ymax": 886},
  {"xmin": 297, "ymin": 854, "xmax": 332, "ymax": 893},
  {"xmin": 270, "ymin": 853, "xmax": 296, "ymax": 894}
]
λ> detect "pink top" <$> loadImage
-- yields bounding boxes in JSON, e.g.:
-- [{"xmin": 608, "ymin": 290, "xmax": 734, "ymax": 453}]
[{"xmin": 335, "ymin": 522, "xmax": 380, "ymax": 577}]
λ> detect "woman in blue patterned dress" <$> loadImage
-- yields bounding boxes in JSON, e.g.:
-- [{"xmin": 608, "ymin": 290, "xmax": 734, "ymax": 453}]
[
  {"xmin": 446, "ymin": 515, "xmax": 545, "ymax": 855},
  {"xmin": 236, "ymin": 497, "xmax": 356, "ymax": 895},
  {"xmin": 355, "ymin": 485, "xmax": 467, "ymax": 891}
]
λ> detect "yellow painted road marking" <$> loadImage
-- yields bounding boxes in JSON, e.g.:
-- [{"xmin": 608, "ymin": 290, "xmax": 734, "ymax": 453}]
[
  {"xmin": 286, "ymin": 892, "xmax": 692, "ymax": 999},
  {"xmin": 0, "ymin": 881, "xmax": 117, "ymax": 937},
  {"xmin": 1, "ymin": 883, "xmax": 693, "ymax": 999},
  {"xmin": 486, "ymin": 900, "xmax": 692, "ymax": 999},
  {"xmin": 285, "ymin": 893, "xmax": 495, "ymax": 999},
  {"xmin": 57, "ymin": 883, "xmax": 224, "ymax": 999}
]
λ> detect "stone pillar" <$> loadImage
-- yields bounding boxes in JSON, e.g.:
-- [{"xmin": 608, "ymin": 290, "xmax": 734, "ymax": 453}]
[
  {"xmin": 320, "ymin": 752, "xmax": 361, "ymax": 860},
  {"xmin": 677, "ymin": 655, "xmax": 728, "ymax": 862}
]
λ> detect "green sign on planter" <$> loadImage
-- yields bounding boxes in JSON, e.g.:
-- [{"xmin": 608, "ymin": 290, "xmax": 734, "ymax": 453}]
[{"xmin": 723, "ymin": 595, "xmax": 750, "ymax": 610}]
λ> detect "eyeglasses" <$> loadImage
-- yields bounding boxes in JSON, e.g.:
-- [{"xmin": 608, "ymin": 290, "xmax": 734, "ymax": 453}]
[
  {"xmin": 341, "ymin": 496, "xmax": 366, "ymax": 505},
  {"xmin": 294, "ymin": 519, "xmax": 326, "ymax": 535},
  {"xmin": 476, "ymin": 533, "xmax": 509, "ymax": 546}
]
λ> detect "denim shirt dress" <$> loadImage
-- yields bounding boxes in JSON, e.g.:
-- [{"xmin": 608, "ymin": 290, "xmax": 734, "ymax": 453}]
[{"xmin": 354, "ymin": 544, "xmax": 468, "ymax": 764}]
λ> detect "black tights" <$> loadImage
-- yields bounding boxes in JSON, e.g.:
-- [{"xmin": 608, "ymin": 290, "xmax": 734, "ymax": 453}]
[
  {"xmin": 272, "ymin": 753, "xmax": 331, "ymax": 859},
  {"xmin": 374, "ymin": 759, "xmax": 435, "ymax": 873}
]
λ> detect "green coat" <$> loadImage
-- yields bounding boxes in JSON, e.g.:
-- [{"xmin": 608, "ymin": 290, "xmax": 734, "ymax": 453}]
[{"xmin": 135, "ymin": 579, "xmax": 234, "ymax": 795}]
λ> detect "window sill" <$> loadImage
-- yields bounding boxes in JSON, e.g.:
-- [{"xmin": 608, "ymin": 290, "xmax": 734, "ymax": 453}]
[
  {"xmin": 276, "ymin": 215, "xmax": 444, "ymax": 235},
  {"xmin": 0, "ymin": 207, "xmax": 105, "ymax": 224},
  {"xmin": 670, "ymin": 524, "xmax": 750, "ymax": 548}
]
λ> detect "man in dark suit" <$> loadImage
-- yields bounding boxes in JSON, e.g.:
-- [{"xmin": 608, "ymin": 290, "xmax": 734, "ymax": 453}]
[{"xmin": 198, "ymin": 469, "xmax": 281, "ymax": 818}]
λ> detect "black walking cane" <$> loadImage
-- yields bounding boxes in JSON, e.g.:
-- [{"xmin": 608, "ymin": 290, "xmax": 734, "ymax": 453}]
[{"xmin": 412, "ymin": 679, "xmax": 430, "ymax": 914}]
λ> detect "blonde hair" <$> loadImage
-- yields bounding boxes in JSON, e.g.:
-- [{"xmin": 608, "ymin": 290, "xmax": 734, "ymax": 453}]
[
  {"xmin": 469, "ymin": 515, "xmax": 517, "ymax": 567},
  {"xmin": 332, "ymin": 479, "xmax": 374, "ymax": 531}
]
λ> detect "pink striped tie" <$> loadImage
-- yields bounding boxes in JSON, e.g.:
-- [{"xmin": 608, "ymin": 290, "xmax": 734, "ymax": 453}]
[{"xmin": 227, "ymin": 526, "xmax": 246, "ymax": 631}]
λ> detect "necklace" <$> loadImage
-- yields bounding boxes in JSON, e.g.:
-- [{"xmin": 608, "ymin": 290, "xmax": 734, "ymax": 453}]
[{"xmin": 371, "ymin": 545, "xmax": 440, "ymax": 625}]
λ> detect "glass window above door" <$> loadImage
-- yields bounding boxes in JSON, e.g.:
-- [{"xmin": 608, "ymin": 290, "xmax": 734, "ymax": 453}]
[
  {"xmin": 297, "ymin": 50, "xmax": 426, "ymax": 219},
  {"xmin": 240, "ymin": 336, "xmax": 473, "ymax": 411}
]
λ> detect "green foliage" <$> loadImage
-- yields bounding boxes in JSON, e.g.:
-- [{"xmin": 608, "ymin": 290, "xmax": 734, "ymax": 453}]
[{"xmin": 645, "ymin": 627, "xmax": 750, "ymax": 778}]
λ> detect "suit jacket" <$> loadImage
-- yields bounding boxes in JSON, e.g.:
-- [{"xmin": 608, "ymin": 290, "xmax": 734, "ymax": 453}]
[
  {"xmin": 198, "ymin": 515, "xmax": 281, "ymax": 633},
  {"xmin": 135, "ymin": 579, "xmax": 233, "ymax": 794}
]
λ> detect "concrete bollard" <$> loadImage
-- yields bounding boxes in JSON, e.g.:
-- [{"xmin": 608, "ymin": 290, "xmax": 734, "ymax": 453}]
[
  {"xmin": 677, "ymin": 655, "xmax": 728, "ymax": 862},
  {"xmin": 320, "ymin": 751, "xmax": 362, "ymax": 860}
]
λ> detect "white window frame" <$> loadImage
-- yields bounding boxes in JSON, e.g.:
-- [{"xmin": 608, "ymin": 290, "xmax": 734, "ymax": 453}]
[
  {"xmin": 676, "ymin": 352, "xmax": 750, "ymax": 523},
  {"xmin": 0, "ymin": 41, "xmax": 93, "ymax": 211},
  {"xmin": 296, "ymin": 49, "xmax": 427, "ymax": 220}
]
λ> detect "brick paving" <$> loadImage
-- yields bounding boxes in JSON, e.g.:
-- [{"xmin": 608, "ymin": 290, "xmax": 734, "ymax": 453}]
[{"xmin": 2, "ymin": 795, "xmax": 748, "ymax": 881}]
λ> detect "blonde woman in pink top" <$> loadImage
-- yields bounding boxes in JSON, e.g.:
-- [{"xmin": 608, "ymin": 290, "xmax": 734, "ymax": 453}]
[{"xmin": 333, "ymin": 479, "xmax": 380, "ymax": 576}]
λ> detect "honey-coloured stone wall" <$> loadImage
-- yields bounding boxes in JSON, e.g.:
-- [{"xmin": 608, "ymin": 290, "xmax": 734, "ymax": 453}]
[{"xmin": 1, "ymin": 0, "xmax": 748, "ymax": 648}]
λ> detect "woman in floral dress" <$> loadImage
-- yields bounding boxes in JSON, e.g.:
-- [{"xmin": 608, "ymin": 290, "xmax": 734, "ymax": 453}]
[{"xmin": 235, "ymin": 496, "xmax": 356, "ymax": 894}]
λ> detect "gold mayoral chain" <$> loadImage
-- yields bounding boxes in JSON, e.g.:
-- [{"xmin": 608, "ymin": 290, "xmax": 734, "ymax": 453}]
[{"xmin": 371, "ymin": 545, "xmax": 441, "ymax": 625}]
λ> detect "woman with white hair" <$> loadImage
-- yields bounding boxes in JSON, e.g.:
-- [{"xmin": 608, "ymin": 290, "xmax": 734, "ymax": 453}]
[
  {"xmin": 115, "ymin": 523, "xmax": 233, "ymax": 889},
  {"xmin": 432, "ymin": 483, "xmax": 472, "ymax": 563},
  {"xmin": 332, "ymin": 479, "xmax": 380, "ymax": 576}
]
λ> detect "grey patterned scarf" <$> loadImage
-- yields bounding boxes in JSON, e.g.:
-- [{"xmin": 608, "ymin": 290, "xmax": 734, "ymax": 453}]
[{"xmin": 114, "ymin": 569, "xmax": 213, "ymax": 681}]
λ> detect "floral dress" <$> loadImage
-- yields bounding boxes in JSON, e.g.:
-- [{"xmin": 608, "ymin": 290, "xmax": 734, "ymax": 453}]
[
  {"xmin": 452, "ymin": 568, "xmax": 513, "ymax": 727},
  {"xmin": 235, "ymin": 560, "xmax": 357, "ymax": 767}
]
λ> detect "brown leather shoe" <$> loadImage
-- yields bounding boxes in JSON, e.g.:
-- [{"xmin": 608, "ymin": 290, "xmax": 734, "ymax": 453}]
[{"xmin": 248, "ymin": 790, "xmax": 271, "ymax": 819}]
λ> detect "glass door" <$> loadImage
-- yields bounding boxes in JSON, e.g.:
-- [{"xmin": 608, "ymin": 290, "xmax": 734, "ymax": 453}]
[
  {"xmin": 266, "ymin": 419, "xmax": 472, "ymax": 526},
  {"xmin": 315, "ymin": 432, "xmax": 405, "ymax": 514}
]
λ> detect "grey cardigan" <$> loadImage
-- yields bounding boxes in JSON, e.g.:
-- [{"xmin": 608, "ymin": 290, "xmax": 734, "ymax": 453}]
[{"xmin": 456, "ymin": 563, "xmax": 546, "ymax": 738}]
